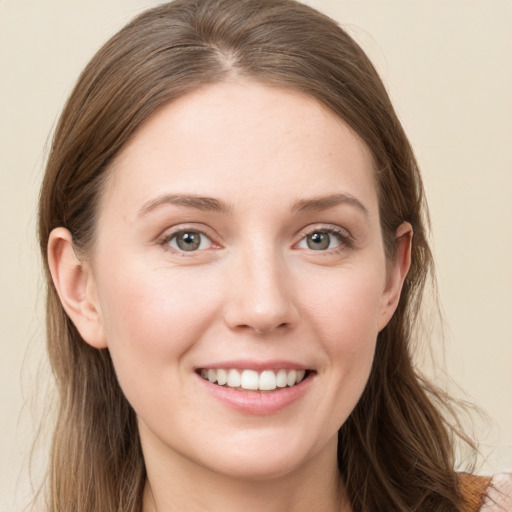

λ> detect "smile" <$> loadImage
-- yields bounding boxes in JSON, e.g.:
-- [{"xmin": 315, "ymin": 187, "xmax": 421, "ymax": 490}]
[{"xmin": 198, "ymin": 368, "xmax": 308, "ymax": 391}]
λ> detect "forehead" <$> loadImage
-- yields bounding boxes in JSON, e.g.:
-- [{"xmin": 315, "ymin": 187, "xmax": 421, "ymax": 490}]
[{"xmin": 103, "ymin": 81, "xmax": 378, "ymax": 219}]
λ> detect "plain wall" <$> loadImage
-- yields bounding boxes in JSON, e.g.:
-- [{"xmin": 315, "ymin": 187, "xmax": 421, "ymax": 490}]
[{"xmin": 1, "ymin": 1, "xmax": 511, "ymax": 510}]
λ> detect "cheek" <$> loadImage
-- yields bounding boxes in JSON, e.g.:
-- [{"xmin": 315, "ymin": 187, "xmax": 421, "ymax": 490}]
[
  {"xmin": 303, "ymin": 264, "xmax": 385, "ymax": 346},
  {"xmin": 95, "ymin": 259, "xmax": 223, "ymax": 386},
  {"xmin": 301, "ymin": 265, "xmax": 384, "ymax": 402}
]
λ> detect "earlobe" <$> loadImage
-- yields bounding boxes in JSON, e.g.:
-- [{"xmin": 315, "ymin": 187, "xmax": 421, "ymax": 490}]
[
  {"xmin": 378, "ymin": 222, "xmax": 413, "ymax": 331},
  {"xmin": 47, "ymin": 227, "xmax": 108, "ymax": 349}
]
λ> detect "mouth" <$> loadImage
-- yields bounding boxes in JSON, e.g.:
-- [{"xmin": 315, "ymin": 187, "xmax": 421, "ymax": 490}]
[{"xmin": 197, "ymin": 368, "xmax": 313, "ymax": 392}]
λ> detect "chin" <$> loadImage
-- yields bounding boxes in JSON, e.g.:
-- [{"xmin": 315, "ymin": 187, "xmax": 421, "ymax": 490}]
[
  {"xmin": 193, "ymin": 430, "xmax": 336, "ymax": 483},
  {"xmin": 204, "ymin": 452, "xmax": 308, "ymax": 482}
]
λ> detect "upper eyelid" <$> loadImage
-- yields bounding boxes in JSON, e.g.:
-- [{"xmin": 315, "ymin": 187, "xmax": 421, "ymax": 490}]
[
  {"xmin": 158, "ymin": 224, "xmax": 216, "ymax": 241},
  {"xmin": 293, "ymin": 225, "xmax": 355, "ymax": 252},
  {"xmin": 156, "ymin": 222, "xmax": 353, "ymax": 248},
  {"xmin": 296, "ymin": 223, "xmax": 353, "ymax": 240},
  {"xmin": 158, "ymin": 226, "xmax": 220, "ymax": 251}
]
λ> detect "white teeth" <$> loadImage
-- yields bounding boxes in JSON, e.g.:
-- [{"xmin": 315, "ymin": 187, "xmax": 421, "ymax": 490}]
[
  {"xmin": 259, "ymin": 370, "xmax": 277, "ymax": 391},
  {"xmin": 200, "ymin": 368, "xmax": 308, "ymax": 391},
  {"xmin": 286, "ymin": 370, "xmax": 297, "ymax": 387},
  {"xmin": 276, "ymin": 369, "xmax": 287, "ymax": 388},
  {"xmin": 227, "ymin": 369, "xmax": 241, "ymax": 388},
  {"xmin": 240, "ymin": 369, "xmax": 259, "ymax": 390},
  {"xmin": 217, "ymin": 368, "xmax": 227, "ymax": 386}
]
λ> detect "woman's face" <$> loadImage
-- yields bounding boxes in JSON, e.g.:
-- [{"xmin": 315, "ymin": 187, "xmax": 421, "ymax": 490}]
[{"xmin": 86, "ymin": 81, "xmax": 405, "ymax": 481}]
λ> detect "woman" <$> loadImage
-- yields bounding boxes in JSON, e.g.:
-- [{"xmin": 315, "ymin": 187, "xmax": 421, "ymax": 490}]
[{"xmin": 37, "ymin": 0, "xmax": 508, "ymax": 510}]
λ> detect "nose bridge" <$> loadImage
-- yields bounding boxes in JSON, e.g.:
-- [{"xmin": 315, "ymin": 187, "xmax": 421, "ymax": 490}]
[{"xmin": 224, "ymin": 237, "xmax": 297, "ymax": 334}]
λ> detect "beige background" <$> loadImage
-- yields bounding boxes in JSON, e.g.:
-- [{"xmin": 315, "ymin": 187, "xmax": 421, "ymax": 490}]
[{"xmin": 1, "ymin": 0, "xmax": 511, "ymax": 510}]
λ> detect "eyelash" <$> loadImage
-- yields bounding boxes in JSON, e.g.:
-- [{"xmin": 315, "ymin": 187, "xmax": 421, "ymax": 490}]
[
  {"xmin": 296, "ymin": 225, "xmax": 354, "ymax": 254},
  {"xmin": 159, "ymin": 227, "xmax": 216, "ymax": 255},
  {"xmin": 158, "ymin": 225, "xmax": 354, "ymax": 255}
]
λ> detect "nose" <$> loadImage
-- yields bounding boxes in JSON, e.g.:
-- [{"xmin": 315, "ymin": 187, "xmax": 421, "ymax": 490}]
[{"xmin": 223, "ymin": 246, "xmax": 298, "ymax": 335}]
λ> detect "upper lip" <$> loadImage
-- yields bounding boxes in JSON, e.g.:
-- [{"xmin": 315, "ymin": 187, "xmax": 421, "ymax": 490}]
[{"xmin": 196, "ymin": 360, "xmax": 313, "ymax": 371}]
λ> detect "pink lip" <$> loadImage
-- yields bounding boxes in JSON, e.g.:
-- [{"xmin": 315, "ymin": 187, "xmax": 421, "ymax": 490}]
[
  {"xmin": 196, "ymin": 359, "xmax": 311, "ymax": 372},
  {"xmin": 196, "ymin": 369, "xmax": 314, "ymax": 416}
]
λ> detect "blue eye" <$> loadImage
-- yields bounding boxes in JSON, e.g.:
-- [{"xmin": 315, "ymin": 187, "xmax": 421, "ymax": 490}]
[
  {"xmin": 298, "ymin": 230, "xmax": 342, "ymax": 251},
  {"xmin": 167, "ymin": 231, "xmax": 212, "ymax": 252}
]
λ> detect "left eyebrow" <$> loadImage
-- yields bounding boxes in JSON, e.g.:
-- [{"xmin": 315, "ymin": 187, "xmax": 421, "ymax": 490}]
[
  {"xmin": 137, "ymin": 193, "xmax": 232, "ymax": 218},
  {"xmin": 291, "ymin": 193, "xmax": 369, "ymax": 218}
]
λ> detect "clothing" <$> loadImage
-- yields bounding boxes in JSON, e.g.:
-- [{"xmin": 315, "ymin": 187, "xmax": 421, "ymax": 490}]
[
  {"xmin": 480, "ymin": 473, "xmax": 512, "ymax": 511},
  {"xmin": 460, "ymin": 473, "xmax": 512, "ymax": 511}
]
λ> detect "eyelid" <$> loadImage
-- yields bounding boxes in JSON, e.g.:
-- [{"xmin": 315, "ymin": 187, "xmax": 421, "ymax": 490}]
[
  {"xmin": 156, "ymin": 222, "xmax": 354, "ymax": 255},
  {"xmin": 158, "ymin": 224, "xmax": 221, "ymax": 253},
  {"xmin": 294, "ymin": 224, "xmax": 355, "ymax": 251}
]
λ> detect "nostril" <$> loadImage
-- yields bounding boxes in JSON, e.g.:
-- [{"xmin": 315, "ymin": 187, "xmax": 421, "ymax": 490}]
[
  {"xmin": 253, "ymin": 322, "xmax": 289, "ymax": 335},
  {"xmin": 223, "ymin": 275, "xmax": 299, "ymax": 334}
]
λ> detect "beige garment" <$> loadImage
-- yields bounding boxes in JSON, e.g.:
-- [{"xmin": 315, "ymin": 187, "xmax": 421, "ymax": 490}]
[
  {"xmin": 481, "ymin": 473, "xmax": 512, "ymax": 511},
  {"xmin": 459, "ymin": 473, "xmax": 492, "ymax": 511}
]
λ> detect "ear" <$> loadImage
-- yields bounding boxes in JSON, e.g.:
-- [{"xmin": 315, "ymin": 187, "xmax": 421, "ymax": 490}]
[
  {"xmin": 378, "ymin": 222, "xmax": 413, "ymax": 331},
  {"xmin": 47, "ymin": 227, "xmax": 108, "ymax": 349}
]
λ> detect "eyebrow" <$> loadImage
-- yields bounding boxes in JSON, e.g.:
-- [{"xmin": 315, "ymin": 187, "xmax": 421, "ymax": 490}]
[
  {"xmin": 291, "ymin": 193, "xmax": 369, "ymax": 217},
  {"xmin": 137, "ymin": 194, "xmax": 232, "ymax": 218},
  {"xmin": 137, "ymin": 192, "xmax": 369, "ymax": 219}
]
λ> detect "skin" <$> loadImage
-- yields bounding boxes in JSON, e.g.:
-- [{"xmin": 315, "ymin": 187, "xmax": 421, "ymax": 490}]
[{"xmin": 48, "ymin": 81, "xmax": 412, "ymax": 512}]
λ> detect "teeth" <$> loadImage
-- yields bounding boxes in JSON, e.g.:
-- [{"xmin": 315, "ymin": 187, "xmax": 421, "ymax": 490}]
[
  {"xmin": 259, "ymin": 370, "xmax": 277, "ymax": 391},
  {"xmin": 286, "ymin": 369, "xmax": 297, "ymax": 387},
  {"xmin": 216, "ymin": 368, "xmax": 227, "ymax": 386},
  {"xmin": 199, "ymin": 368, "xmax": 308, "ymax": 391},
  {"xmin": 240, "ymin": 369, "xmax": 259, "ymax": 390},
  {"xmin": 276, "ymin": 369, "xmax": 287, "ymax": 388},
  {"xmin": 227, "ymin": 369, "xmax": 241, "ymax": 388}
]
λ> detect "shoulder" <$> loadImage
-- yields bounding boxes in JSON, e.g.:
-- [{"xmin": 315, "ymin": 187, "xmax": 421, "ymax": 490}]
[
  {"xmin": 480, "ymin": 473, "xmax": 512, "ymax": 512},
  {"xmin": 459, "ymin": 472, "xmax": 512, "ymax": 512},
  {"xmin": 459, "ymin": 473, "xmax": 493, "ymax": 511}
]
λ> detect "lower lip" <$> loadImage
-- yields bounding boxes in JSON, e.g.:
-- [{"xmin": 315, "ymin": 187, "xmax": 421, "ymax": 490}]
[{"xmin": 197, "ymin": 374, "xmax": 313, "ymax": 415}]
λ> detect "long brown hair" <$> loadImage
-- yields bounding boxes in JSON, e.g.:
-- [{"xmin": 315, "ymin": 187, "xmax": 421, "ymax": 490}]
[{"xmin": 38, "ymin": 1, "xmax": 474, "ymax": 510}]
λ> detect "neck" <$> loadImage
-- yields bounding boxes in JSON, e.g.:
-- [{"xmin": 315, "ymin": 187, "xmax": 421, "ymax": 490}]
[{"xmin": 141, "ymin": 438, "xmax": 350, "ymax": 512}]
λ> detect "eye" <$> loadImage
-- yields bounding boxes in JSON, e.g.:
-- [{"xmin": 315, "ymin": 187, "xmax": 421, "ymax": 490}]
[
  {"xmin": 167, "ymin": 230, "xmax": 213, "ymax": 252},
  {"xmin": 297, "ymin": 230, "xmax": 343, "ymax": 251}
]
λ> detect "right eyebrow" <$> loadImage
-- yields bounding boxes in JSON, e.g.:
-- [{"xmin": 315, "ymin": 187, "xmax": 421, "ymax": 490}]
[
  {"xmin": 291, "ymin": 193, "xmax": 369, "ymax": 219},
  {"xmin": 137, "ymin": 193, "xmax": 232, "ymax": 218}
]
